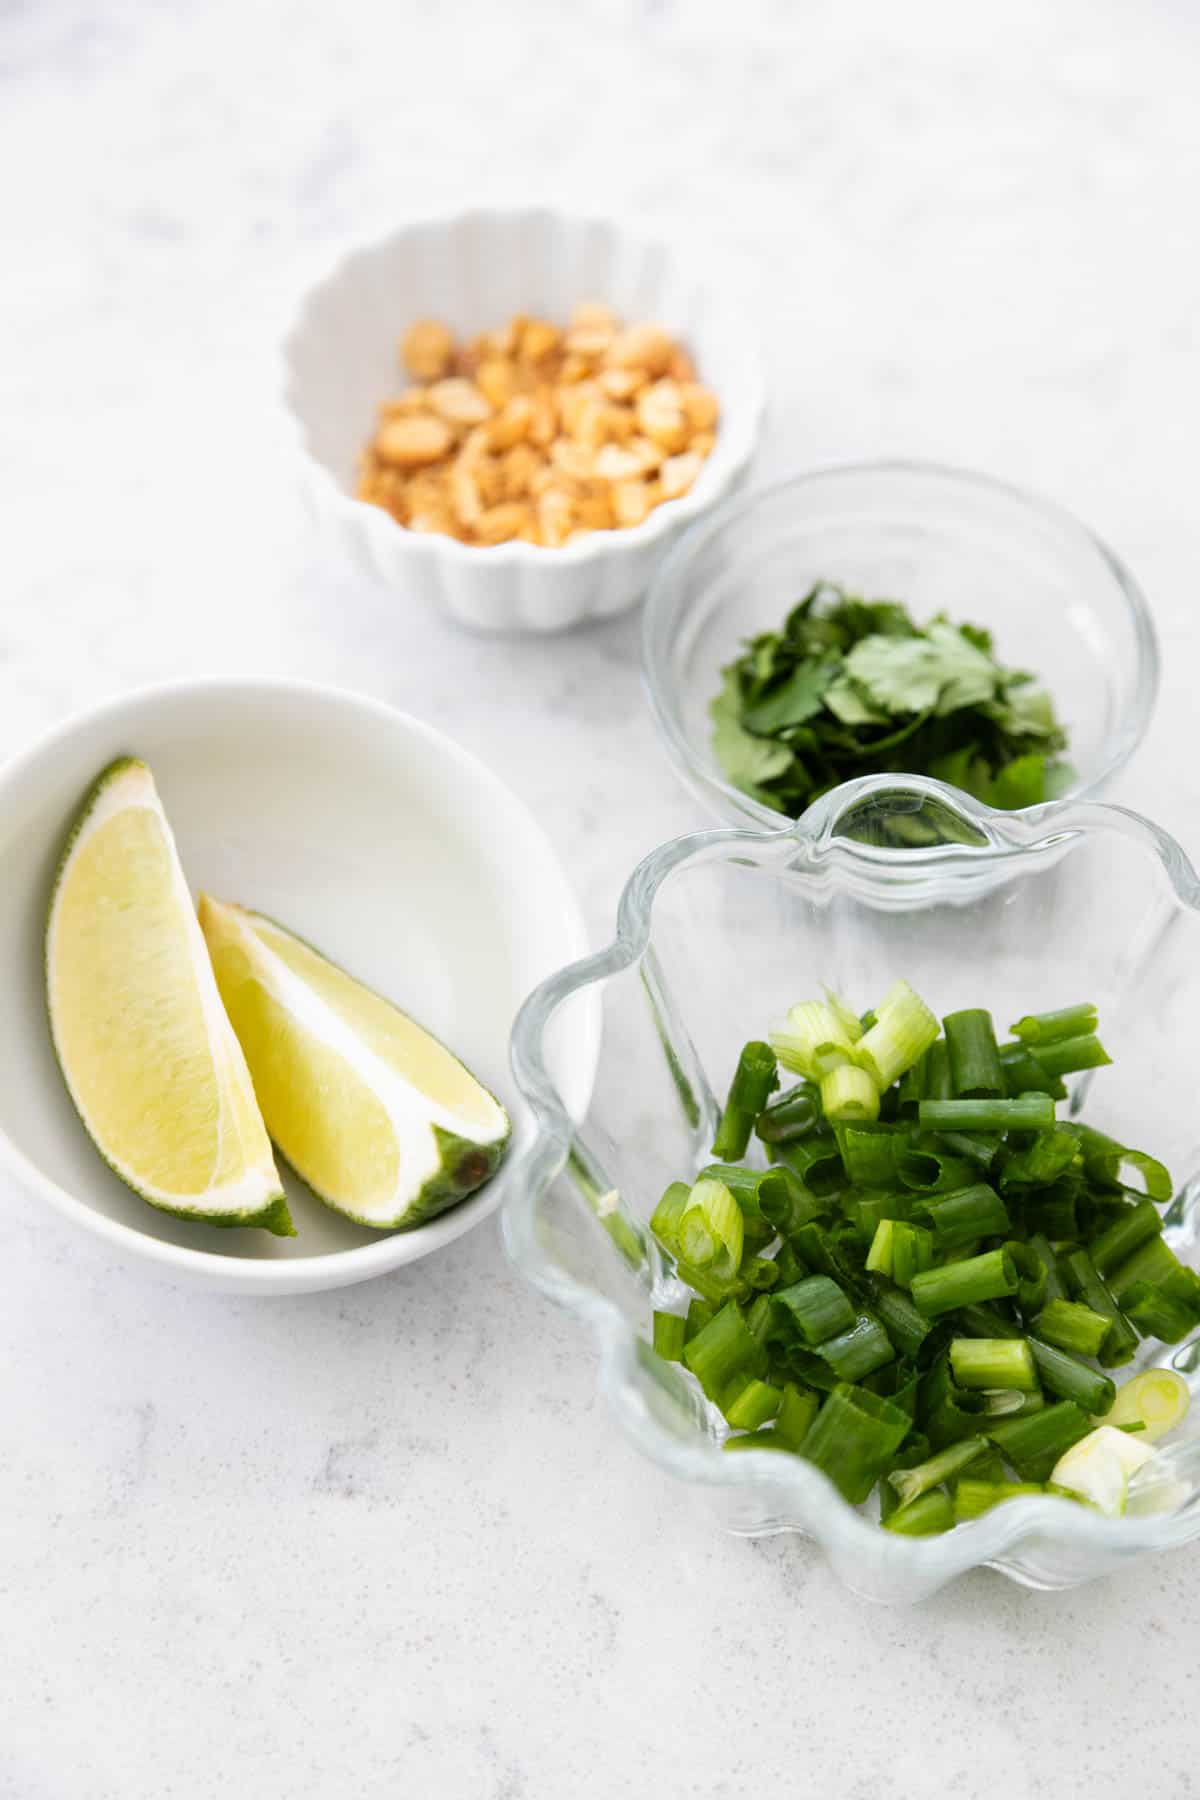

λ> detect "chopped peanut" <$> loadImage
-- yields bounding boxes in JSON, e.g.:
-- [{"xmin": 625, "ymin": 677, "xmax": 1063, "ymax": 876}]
[
  {"xmin": 660, "ymin": 451, "xmax": 703, "ymax": 500},
  {"xmin": 358, "ymin": 306, "xmax": 718, "ymax": 546},
  {"xmin": 400, "ymin": 320, "xmax": 454, "ymax": 382},
  {"xmin": 375, "ymin": 416, "xmax": 454, "ymax": 468},
  {"xmin": 427, "ymin": 378, "xmax": 492, "ymax": 426}
]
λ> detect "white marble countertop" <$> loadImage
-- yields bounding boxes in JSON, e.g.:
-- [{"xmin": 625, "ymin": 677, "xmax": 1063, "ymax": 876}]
[{"xmin": 5, "ymin": 1, "xmax": 1200, "ymax": 1793}]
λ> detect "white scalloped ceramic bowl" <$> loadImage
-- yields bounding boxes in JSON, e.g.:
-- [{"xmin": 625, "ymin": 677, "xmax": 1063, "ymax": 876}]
[
  {"xmin": 0, "ymin": 679, "xmax": 595, "ymax": 1295},
  {"xmin": 282, "ymin": 208, "xmax": 764, "ymax": 633},
  {"xmin": 506, "ymin": 776, "xmax": 1200, "ymax": 1601}
]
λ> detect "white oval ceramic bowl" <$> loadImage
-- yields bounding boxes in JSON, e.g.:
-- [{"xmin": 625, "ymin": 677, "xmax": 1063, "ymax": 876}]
[
  {"xmin": 282, "ymin": 208, "xmax": 765, "ymax": 634},
  {"xmin": 0, "ymin": 679, "xmax": 594, "ymax": 1295}
]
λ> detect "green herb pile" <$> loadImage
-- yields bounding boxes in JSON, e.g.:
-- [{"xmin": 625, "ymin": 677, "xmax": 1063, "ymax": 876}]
[
  {"xmin": 650, "ymin": 985, "xmax": 1198, "ymax": 1533},
  {"xmin": 711, "ymin": 583, "xmax": 1071, "ymax": 815}
]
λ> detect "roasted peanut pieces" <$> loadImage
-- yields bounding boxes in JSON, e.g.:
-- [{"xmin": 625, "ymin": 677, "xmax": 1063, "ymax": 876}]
[{"xmin": 356, "ymin": 306, "xmax": 719, "ymax": 547}]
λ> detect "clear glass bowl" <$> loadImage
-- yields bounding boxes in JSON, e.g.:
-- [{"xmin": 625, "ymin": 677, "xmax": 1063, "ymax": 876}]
[
  {"xmin": 505, "ymin": 777, "xmax": 1200, "ymax": 1603},
  {"xmin": 641, "ymin": 461, "xmax": 1159, "ymax": 831}
]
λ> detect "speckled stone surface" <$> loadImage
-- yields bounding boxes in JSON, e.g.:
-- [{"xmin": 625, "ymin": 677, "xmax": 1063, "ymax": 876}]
[{"xmin": 4, "ymin": 1, "xmax": 1200, "ymax": 1793}]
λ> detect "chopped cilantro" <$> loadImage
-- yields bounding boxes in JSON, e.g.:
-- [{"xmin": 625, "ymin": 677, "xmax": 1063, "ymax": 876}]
[{"xmin": 710, "ymin": 584, "xmax": 1070, "ymax": 816}]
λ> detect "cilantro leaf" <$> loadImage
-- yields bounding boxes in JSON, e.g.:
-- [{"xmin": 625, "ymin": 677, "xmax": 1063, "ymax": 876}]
[
  {"xmin": 844, "ymin": 624, "xmax": 998, "ymax": 716},
  {"xmin": 743, "ymin": 655, "xmax": 842, "ymax": 734},
  {"xmin": 710, "ymin": 669, "xmax": 795, "ymax": 790}
]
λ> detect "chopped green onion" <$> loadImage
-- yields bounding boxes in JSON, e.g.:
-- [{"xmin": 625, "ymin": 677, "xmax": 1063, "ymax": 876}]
[
  {"xmin": 652, "ymin": 1311, "xmax": 687, "ymax": 1361},
  {"xmin": 725, "ymin": 1377, "xmax": 783, "ymax": 1430},
  {"xmin": 896, "ymin": 1143, "xmax": 977, "ymax": 1193},
  {"xmin": 1031, "ymin": 1033, "xmax": 1111, "ymax": 1079},
  {"xmin": 1069, "ymin": 1124, "xmax": 1171, "ymax": 1203},
  {"xmin": 678, "ymin": 1176, "xmax": 744, "ymax": 1278},
  {"xmin": 911, "ymin": 1248, "xmax": 1019, "ymax": 1318},
  {"xmin": 925, "ymin": 1039, "xmax": 953, "ymax": 1101},
  {"xmin": 870, "ymin": 1283, "xmax": 931, "ymax": 1357},
  {"xmin": 756, "ymin": 1169, "xmax": 826, "ymax": 1238},
  {"xmin": 943, "ymin": 1009, "xmax": 1004, "ymax": 1098},
  {"xmin": 1032, "ymin": 1297, "xmax": 1111, "ymax": 1359},
  {"xmin": 822, "ymin": 986, "xmax": 865, "ymax": 1043},
  {"xmin": 649, "ymin": 1180, "xmax": 690, "ymax": 1255},
  {"xmin": 799, "ymin": 1382, "xmax": 911, "ymax": 1503},
  {"xmin": 1009, "ymin": 1004, "xmax": 1097, "ymax": 1045},
  {"xmin": 814, "ymin": 1314, "xmax": 896, "ymax": 1382},
  {"xmin": 682, "ymin": 1301, "xmax": 766, "ymax": 1402},
  {"xmin": 914, "ymin": 1184, "xmax": 1011, "ymax": 1248},
  {"xmin": 888, "ymin": 1435, "xmax": 990, "ymax": 1507},
  {"xmin": 1004, "ymin": 1240, "xmax": 1048, "ymax": 1315},
  {"xmin": 1026, "ymin": 1182, "xmax": 1080, "ymax": 1242},
  {"xmin": 755, "ymin": 1082, "xmax": 820, "ymax": 1146},
  {"xmin": 1121, "ymin": 1281, "xmax": 1197, "ymax": 1344},
  {"xmin": 712, "ymin": 1041, "xmax": 779, "ymax": 1161},
  {"xmin": 838, "ymin": 1123, "xmax": 901, "ymax": 1187},
  {"xmin": 770, "ymin": 1001, "xmax": 855, "ymax": 1080},
  {"xmin": 997, "ymin": 1128, "xmax": 1080, "ymax": 1189},
  {"xmin": 882, "ymin": 1490, "xmax": 954, "ymax": 1535},
  {"xmin": 1089, "ymin": 1197, "xmax": 1163, "ymax": 1277},
  {"xmin": 775, "ymin": 1382, "xmax": 820, "ymax": 1449},
  {"xmin": 852, "ymin": 1190, "xmax": 911, "ymax": 1242},
  {"xmin": 821, "ymin": 1064, "xmax": 880, "ymax": 1122},
  {"xmin": 866, "ymin": 1218, "xmax": 895, "ymax": 1278},
  {"xmin": 695, "ymin": 1163, "xmax": 767, "ymax": 1215},
  {"xmin": 956, "ymin": 1301, "xmax": 1022, "ymax": 1340},
  {"xmin": 1057, "ymin": 1247, "xmax": 1139, "ymax": 1367},
  {"xmin": 933, "ymin": 1128, "xmax": 1003, "ymax": 1172},
  {"xmin": 998, "ymin": 1041, "xmax": 1066, "ymax": 1099},
  {"xmin": 776, "ymin": 1136, "xmax": 845, "ymax": 1198},
  {"xmin": 1107, "ymin": 1233, "xmax": 1189, "ymax": 1304},
  {"xmin": 1104, "ymin": 1369, "xmax": 1190, "ymax": 1440},
  {"xmin": 854, "ymin": 982, "xmax": 940, "ymax": 1090},
  {"xmin": 891, "ymin": 1221, "xmax": 934, "ymax": 1289},
  {"xmin": 740, "ymin": 1255, "xmax": 781, "ymax": 1292},
  {"xmin": 953, "ymin": 1479, "xmax": 1044, "ymax": 1520},
  {"xmin": 918, "ymin": 1094, "xmax": 1055, "ymax": 1132},
  {"xmin": 949, "ymin": 1337, "xmax": 1038, "ymax": 1392},
  {"xmin": 685, "ymin": 1296, "xmax": 715, "ymax": 1342},
  {"xmin": 773, "ymin": 1274, "xmax": 856, "ymax": 1346},
  {"xmin": 723, "ymin": 1429, "xmax": 790, "ymax": 1454},
  {"xmin": 981, "ymin": 1389, "xmax": 1044, "ymax": 1418},
  {"xmin": 1028, "ymin": 1338, "xmax": 1115, "ymax": 1416},
  {"xmin": 998, "ymin": 1042, "xmax": 1066, "ymax": 1097},
  {"xmin": 986, "ymin": 1400, "xmax": 1092, "ymax": 1481}
]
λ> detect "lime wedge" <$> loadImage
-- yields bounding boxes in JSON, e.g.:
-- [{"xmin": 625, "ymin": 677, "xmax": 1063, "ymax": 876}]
[
  {"xmin": 197, "ymin": 897, "xmax": 511, "ymax": 1230},
  {"xmin": 46, "ymin": 759, "xmax": 293, "ymax": 1235}
]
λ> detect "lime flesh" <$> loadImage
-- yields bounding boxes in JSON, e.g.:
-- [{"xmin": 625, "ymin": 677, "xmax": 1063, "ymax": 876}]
[
  {"xmin": 46, "ymin": 759, "xmax": 292, "ymax": 1234},
  {"xmin": 198, "ymin": 896, "xmax": 510, "ymax": 1230}
]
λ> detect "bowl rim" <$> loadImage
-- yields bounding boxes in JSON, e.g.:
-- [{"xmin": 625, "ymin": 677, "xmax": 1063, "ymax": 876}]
[
  {"xmin": 641, "ymin": 456, "xmax": 1161, "ymax": 831},
  {"xmin": 0, "ymin": 674, "xmax": 592, "ymax": 1293},
  {"xmin": 280, "ymin": 203, "xmax": 766, "ymax": 571},
  {"xmin": 504, "ymin": 773, "xmax": 1200, "ymax": 1591}
]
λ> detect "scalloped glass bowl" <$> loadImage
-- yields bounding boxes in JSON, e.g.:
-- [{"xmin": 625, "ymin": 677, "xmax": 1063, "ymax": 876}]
[
  {"xmin": 642, "ymin": 462, "xmax": 1159, "ymax": 830},
  {"xmin": 505, "ymin": 777, "xmax": 1200, "ymax": 1602}
]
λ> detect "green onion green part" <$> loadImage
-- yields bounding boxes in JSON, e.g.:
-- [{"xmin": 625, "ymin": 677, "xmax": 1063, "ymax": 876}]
[
  {"xmin": 949, "ymin": 1337, "xmax": 1038, "ymax": 1392},
  {"xmin": 953, "ymin": 1479, "xmax": 1044, "ymax": 1520},
  {"xmin": 882, "ymin": 1490, "xmax": 955, "ymax": 1536},
  {"xmin": 944, "ymin": 1009, "xmax": 1004, "ymax": 1099},
  {"xmin": 799, "ymin": 1382, "xmax": 911, "ymax": 1504},
  {"xmin": 918, "ymin": 1094, "xmax": 1055, "ymax": 1133},
  {"xmin": 1009, "ymin": 1004, "xmax": 1097, "ymax": 1045},
  {"xmin": 1032, "ymin": 1297, "xmax": 1111, "ymax": 1360},
  {"xmin": 1027, "ymin": 1338, "xmax": 1115, "ymax": 1416},
  {"xmin": 712, "ymin": 1041, "xmax": 779, "ymax": 1162},
  {"xmin": 652, "ymin": 1311, "xmax": 687, "ymax": 1362},
  {"xmin": 888, "ymin": 1435, "xmax": 990, "ymax": 1508},
  {"xmin": 911, "ymin": 1248, "xmax": 1019, "ymax": 1318}
]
